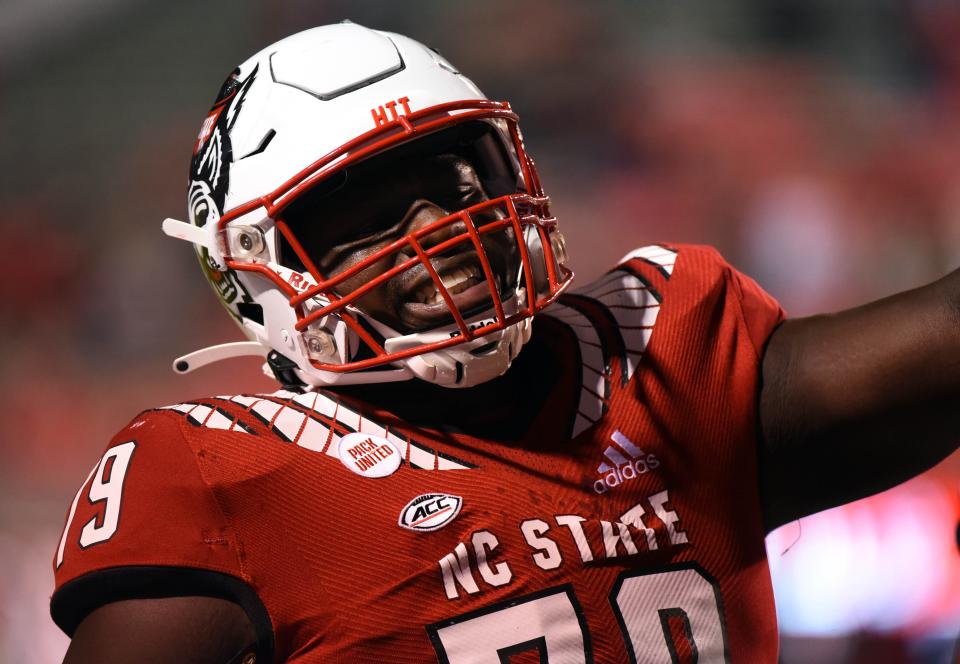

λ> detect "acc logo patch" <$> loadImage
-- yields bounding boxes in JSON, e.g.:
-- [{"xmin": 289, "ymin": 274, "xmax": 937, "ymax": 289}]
[
  {"xmin": 338, "ymin": 432, "xmax": 401, "ymax": 478},
  {"xmin": 398, "ymin": 493, "xmax": 463, "ymax": 532}
]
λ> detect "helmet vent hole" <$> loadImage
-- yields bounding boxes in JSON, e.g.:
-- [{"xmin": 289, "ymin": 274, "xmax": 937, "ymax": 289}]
[
  {"xmin": 238, "ymin": 129, "xmax": 277, "ymax": 160},
  {"xmin": 237, "ymin": 302, "xmax": 264, "ymax": 325}
]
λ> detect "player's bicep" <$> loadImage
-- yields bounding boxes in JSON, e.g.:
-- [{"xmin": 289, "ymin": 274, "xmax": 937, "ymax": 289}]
[
  {"xmin": 758, "ymin": 273, "xmax": 960, "ymax": 529},
  {"xmin": 51, "ymin": 412, "xmax": 272, "ymax": 655},
  {"xmin": 63, "ymin": 596, "xmax": 255, "ymax": 664}
]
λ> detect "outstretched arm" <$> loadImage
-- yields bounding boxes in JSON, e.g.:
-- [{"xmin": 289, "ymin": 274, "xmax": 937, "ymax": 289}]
[{"xmin": 758, "ymin": 269, "xmax": 960, "ymax": 532}]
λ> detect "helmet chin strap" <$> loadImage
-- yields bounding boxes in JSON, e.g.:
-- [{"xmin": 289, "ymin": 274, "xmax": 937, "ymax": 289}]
[
  {"xmin": 172, "ymin": 341, "xmax": 266, "ymax": 374},
  {"xmin": 162, "ymin": 217, "xmax": 216, "ymax": 251},
  {"xmin": 172, "ymin": 339, "xmax": 416, "ymax": 386}
]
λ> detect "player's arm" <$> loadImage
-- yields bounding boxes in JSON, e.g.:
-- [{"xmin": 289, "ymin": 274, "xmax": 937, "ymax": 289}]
[
  {"xmin": 758, "ymin": 268, "xmax": 960, "ymax": 531},
  {"xmin": 52, "ymin": 411, "xmax": 274, "ymax": 662},
  {"xmin": 63, "ymin": 596, "xmax": 255, "ymax": 664}
]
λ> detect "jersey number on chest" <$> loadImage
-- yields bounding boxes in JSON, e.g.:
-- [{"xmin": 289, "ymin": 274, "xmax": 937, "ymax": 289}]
[{"xmin": 427, "ymin": 564, "xmax": 729, "ymax": 663}]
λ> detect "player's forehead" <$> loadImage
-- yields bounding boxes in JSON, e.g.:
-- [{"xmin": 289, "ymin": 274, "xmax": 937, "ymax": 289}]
[
  {"xmin": 288, "ymin": 123, "xmax": 491, "ymax": 203},
  {"xmin": 347, "ymin": 120, "xmax": 503, "ymax": 185},
  {"xmin": 280, "ymin": 122, "xmax": 516, "ymax": 248},
  {"xmin": 353, "ymin": 150, "xmax": 481, "ymax": 192},
  {"xmin": 283, "ymin": 146, "xmax": 482, "ymax": 231}
]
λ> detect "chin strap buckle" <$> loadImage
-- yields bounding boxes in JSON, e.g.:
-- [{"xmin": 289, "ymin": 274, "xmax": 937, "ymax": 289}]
[{"xmin": 266, "ymin": 350, "xmax": 306, "ymax": 390}]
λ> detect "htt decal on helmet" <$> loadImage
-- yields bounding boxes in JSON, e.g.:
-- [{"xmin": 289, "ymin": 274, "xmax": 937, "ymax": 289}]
[{"xmin": 187, "ymin": 65, "xmax": 259, "ymax": 317}]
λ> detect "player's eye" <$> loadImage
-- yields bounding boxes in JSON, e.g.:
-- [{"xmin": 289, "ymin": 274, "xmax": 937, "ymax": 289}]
[
  {"xmin": 457, "ymin": 183, "xmax": 481, "ymax": 198},
  {"xmin": 278, "ymin": 123, "xmax": 504, "ymax": 276},
  {"xmin": 337, "ymin": 212, "xmax": 407, "ymax": 246}
]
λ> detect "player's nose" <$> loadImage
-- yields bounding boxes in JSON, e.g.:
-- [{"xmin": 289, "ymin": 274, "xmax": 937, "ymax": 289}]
[{"xmin": 405, "ymin": 199, "xmax": 467, "ymax": 250}]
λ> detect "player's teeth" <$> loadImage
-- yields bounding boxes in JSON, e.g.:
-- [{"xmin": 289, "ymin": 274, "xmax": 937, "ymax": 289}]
[
  {"xmin": 417, "ymin": 283, "xmax": 433, "ymax": 304},
  {"xmin": 413, "ymin": 265, "xmax": 487, "ymax": 305},
  {"xmin": 441, "ymin": 268, "xmax": 471, "ymax": 291}
]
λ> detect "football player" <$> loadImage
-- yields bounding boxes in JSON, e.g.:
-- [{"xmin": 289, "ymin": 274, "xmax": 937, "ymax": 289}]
[{"xmin": 51, "ymin": 23, "xmax": 960, "ymax": 663}]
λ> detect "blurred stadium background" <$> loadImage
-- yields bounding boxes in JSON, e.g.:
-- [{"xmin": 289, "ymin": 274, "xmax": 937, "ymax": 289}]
[{"xmin": 2, "ymin": 0, "xmax": 959, "ymax": 661}]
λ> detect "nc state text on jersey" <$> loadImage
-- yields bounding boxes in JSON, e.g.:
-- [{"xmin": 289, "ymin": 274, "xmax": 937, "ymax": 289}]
[{"xmin": 438, "ymin": 489, "xmax": 689, "ymax": 600}]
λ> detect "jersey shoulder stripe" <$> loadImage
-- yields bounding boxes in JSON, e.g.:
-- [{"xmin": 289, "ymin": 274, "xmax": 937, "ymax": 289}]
[
  {"xmin": 618, "ymin": 244, "xmax": 678, "ymax": 278},
  {"xmin": 156, "ymin": 390, "xmax": 477, "ymax": 471},
  {"xmin": 569, "ymin": 267, "xmax": 662, "ymax": 386},
  {"xmin": 540, "ymin": 245, "xmax": 674, "ymax": 438},
  {"xmin": 155, "ymin": 402, "xmax": 257, "ymax": 434},
  {"xmin": 541, "ymin": 302, "xmax": 611, "ymax": 437}
]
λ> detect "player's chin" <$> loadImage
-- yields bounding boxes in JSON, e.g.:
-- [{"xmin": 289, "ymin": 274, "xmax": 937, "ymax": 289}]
[{"xmin": 398, "ymin": 279, "xmax": 500, "ymax": 332}]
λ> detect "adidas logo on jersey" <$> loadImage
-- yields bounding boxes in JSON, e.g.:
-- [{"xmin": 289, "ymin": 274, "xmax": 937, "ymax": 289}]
[{"xmin": 593, "ymin": 430, "xmax": 660, "ymax": 494}]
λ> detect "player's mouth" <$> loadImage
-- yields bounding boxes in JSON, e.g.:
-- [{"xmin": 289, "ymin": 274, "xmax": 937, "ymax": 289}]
[{"xmin": 398, "ymin": 257, "xmax": 500, "ymax": 329}]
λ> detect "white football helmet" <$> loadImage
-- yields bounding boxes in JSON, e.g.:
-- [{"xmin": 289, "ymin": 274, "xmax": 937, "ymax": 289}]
[{"xmin": 164, "ymin": 22, "xmax": 572, "ymax": 388}]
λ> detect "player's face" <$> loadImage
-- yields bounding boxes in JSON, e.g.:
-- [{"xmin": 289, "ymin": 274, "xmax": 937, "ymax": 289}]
[{"xmin": 292, "ymin": 153, "xmax": 520, "ymax": 332}]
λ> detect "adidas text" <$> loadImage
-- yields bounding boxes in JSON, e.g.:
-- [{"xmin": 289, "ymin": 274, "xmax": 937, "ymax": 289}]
[
  {"xmin": 593, "ymin": 430, "xmax": 661, "ymax": 494},
  {"xmin": 593, "ymin": 455, "xmax": 660, "ymax": 494}
]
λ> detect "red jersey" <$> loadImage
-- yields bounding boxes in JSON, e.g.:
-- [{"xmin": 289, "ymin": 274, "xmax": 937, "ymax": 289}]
[{"xmin": 52, "ymin": 244, "xmax": 785, "ymax": 663}]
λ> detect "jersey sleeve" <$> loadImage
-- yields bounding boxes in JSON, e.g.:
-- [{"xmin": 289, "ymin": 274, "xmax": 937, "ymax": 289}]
[
  {"xmin": 618, "ymin": 243, "xmax": 786, "ymax": 357},
  {"xmin": 725, "ymin": 258, "xmax": 786, "ymax": 358},
  {"xmin": 50, "ymin": 409, "xmax": 265, "ymax": 640}
]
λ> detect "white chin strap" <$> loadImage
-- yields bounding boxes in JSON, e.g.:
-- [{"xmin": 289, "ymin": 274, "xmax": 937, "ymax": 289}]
[
  {"xmin": 171, "ymin": 318, "xmax": 531, "ymax": 388},
  {"xmin": 170, "ymin": 334, "xmax": 523, "ymax": 388},
  {"xmin": 172, "ymin": 340, "xmax": 414, "ymax": 386},
  {"xmin": 172, "ymin": 341, "xmax": 266, "ymax": 374}
]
